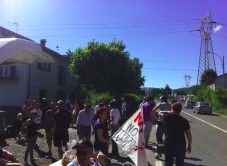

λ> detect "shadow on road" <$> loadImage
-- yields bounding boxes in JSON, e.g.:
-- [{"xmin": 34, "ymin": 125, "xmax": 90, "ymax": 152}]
[
  {"xmin": 145, "ymin": 141, "xmax": 157, "ymax": 152},
  {"xmin": 210, "ymin": 113, "xmax": 220, "ymax": 116},
  {"xmin": 184, "ymin": 162, "xmax": 206, "ymax": 166},
  {"xmin": 185, "ymin": 157, "xmax": 202, "ymax": 161}
]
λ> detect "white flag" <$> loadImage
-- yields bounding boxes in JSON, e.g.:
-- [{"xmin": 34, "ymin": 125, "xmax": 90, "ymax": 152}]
[{"xmin": 112, "ymin": 108, "xmax": 148, "ymax": 166}]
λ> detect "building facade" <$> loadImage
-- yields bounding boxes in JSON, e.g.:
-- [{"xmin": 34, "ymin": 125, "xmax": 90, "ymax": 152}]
[{"xmin": 0, "ymin": 26, "xmax": 77, "ymax": 107}]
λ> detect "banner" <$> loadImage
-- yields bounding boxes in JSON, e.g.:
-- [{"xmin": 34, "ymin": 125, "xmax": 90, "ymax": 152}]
[{"xmin": 112, "ymin": 108, "xmax": 148, "ymax": 166}]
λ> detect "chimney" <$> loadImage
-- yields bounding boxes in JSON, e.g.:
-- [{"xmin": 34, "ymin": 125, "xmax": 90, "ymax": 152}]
[{"xmin": 40, "ymin": 39, "xmax": 46, "ymax": 48}]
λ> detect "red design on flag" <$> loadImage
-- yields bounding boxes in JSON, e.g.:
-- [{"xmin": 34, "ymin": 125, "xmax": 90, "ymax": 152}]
[
  {"xmin": 133, "ymin": 142, "xmax": 145, "ymax": 151},
  {"xmin": 133, "ymin": 112, "xmax": 143, "ymax": 133}
]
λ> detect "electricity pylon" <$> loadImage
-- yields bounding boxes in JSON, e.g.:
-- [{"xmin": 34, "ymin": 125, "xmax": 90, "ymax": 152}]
[
  {"xmin": 184, "ymin": 74, "xmax": 192, "ymax": 87},
  {"xmin": 197, "ymin": 13, "xmax": 218, "ymax": 84}
]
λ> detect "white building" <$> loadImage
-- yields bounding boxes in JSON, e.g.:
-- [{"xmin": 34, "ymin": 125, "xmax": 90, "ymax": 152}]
[{"xmin": 0, "ymin": 26, "xmax": 77, "ymax": 107}]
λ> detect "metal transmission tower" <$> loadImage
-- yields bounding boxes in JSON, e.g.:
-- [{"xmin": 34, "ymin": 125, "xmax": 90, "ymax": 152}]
[
  {"xmin": 197, "ymin": 13, "xmax": 217, "ymax": 84},
  {"xmin": 184, "ymin": 74, "xmax": 192, "ymax": 87}
]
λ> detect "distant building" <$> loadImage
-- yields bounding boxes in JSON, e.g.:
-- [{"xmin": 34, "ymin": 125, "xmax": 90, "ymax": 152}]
[
  {"xmin": 0, "ymin": 26, "xmax": 77, "ymax": 107},
  {"xmin": 140, "ymin": 87, "xmax": 154, "ymax": 95},
  {"xmin": 215, "ymin": 73, "xmax": 227, "ymax": 89},
  {"xmin": 207, "ymin": 73, "xmax": 227, "ymax": 90}
]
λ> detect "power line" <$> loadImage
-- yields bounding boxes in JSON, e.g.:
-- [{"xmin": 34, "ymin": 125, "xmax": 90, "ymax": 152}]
[
  {"xmin": 1, "ymin": 22, "xmax": 197, "ymax": 31},
  {"xmin": 23, "ymin": 30, "xmax": 190, "ymax": 38},
  {"xmin": 143, "ymin": 67, "xmax": 197, "ymax": 71}
]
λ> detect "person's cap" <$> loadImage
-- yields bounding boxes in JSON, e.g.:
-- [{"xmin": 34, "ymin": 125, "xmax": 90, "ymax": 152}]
[
  {"xmin": 72, "ymin": 139, "xmax": 93, "ymax": 150},
  {"xmin": 17, "ymin": 113, "xmax": 23, "ymax": 117},
  {"xmin": 57, "ymin": 100, "xmax": 64, "ymax": 106}
]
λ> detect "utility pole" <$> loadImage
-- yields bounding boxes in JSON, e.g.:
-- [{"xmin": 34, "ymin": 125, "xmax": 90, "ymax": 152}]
[
  {"xmin": 8, "ymin": 22, "xmax": 18, "ymax": 33},
  {"xmin": 196, "ymin": 13, "xmax": 219, "ymax": 84},
  {"xmin": 184, "ymin": 74, "xmax": 192, "ymax": 88}
]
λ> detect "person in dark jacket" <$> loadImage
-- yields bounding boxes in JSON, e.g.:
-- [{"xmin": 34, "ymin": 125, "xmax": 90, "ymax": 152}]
[
  {"xmin": 159, "ymin": 102, "xmax": 192, "ymax": 166},
  {"xmin": 53, "ymin": 100, "xmax": 72, "ymax": 158}
]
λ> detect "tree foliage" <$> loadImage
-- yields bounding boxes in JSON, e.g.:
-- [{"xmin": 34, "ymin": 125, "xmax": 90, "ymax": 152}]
[
  {"xmin": 200, "ymin": 69, "xmax": 217, "ymax": 85},
  {"xmin": 148, "ymin": 84, "xmax": 172, "ymax": 98},
  {"xmin": 68, "ymin": 40, "xmax": 144, "ymax": 94}
]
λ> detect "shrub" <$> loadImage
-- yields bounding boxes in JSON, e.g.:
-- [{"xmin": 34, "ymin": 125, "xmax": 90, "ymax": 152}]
[{"xmin": 85, "ymin": 90, "xmax": 113, "ymax": 107}]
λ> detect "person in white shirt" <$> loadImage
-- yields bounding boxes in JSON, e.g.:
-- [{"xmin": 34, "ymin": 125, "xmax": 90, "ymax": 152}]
[
  {"xmin": 121, "ymin": 97, "xmax": 127, "ymax": 117},
  {"xmin": 109, "ymin": 99, "xmax": 121, "ymax": 156},
  {"xmin": 152, "ymin": 95, "xmax": 171, "ymax": 158},
  {"xmin": 30, "ymin": 101, "xmax": 43, "ymax": 152}
]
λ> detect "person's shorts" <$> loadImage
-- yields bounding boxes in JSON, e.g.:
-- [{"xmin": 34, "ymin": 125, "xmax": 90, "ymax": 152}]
[{"xmin": 53, "ymin": 130, "xmax": 69, "ymax": 147}]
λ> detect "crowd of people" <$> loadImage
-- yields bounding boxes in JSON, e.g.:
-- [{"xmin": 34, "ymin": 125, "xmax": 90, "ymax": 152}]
[{"xmin": 0, "ymin": 95, "xmax": 192, "ymax": 166}]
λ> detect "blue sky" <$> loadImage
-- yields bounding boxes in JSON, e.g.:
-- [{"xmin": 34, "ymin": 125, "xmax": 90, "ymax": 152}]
[{"xmin": 0, "ymin": 0, "xmax": 226, "ymax": 89}]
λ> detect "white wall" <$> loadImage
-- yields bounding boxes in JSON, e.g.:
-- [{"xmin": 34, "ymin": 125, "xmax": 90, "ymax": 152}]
[
  {"xmin": 0, "ymin": 60, "xmax": 77, "ymax": 107},
  {"xmin": 0, "ymin": 64, "xmax": 28, "ymax": 106},
  {"xmin": 29, "ymin": 61, "xmax": 77, "ymax": 103}
]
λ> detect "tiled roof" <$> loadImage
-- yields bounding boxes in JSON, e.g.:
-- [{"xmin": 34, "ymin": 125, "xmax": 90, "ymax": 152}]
[
  {"xmin": 0, "ymin": 26, "xmax": 33, "ymax": 41},
  {"xmin": 42, "ymin": 47, "xmax": 70, "ymax": 62}
]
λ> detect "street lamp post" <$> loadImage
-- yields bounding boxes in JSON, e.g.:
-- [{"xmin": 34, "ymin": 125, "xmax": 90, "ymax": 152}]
[{"xmin": 212, "ymin": 52, "xmax": 225, "ymax": 88}]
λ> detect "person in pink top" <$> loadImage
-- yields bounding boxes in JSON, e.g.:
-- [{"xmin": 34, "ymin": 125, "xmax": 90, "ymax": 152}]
[{"xmin": 142, "ymin": 96, "xmax": 155, "ymax": 147}]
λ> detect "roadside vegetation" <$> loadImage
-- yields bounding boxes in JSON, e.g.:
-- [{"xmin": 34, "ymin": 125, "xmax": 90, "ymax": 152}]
[
  {"xmin": 190, "ymin": 85, "xmax": 227, "ymax": 115},
  {"xmin": 189, "ymin": 69, "xmax": 227, "ymax": 115}
]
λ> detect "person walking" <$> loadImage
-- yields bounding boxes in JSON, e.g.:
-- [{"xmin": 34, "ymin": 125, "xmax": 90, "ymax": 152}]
[
  {"xmin": 94, "ymin": 106, "xmax": 111, "ymax": 155},
  {"xmin": 44, "ymin": 102, "xmax": 56, "ymax": 158},
  {"xmin": 142, "ymin": 96, "xmax": 155, "ymax": 147},
  {"xmin": 109, "ymin": 99, "xmax": 121, "ymax": 156},
  {"xmin": 159, "ymin": 102, "xmax": 192, "ymax": 166},
  {"xmin": 152, "ymin": 95, "xmax": 171, "ymax": 158},
  {"xmin": 23, "ymin": 112, "xmax": 42, "ymax": 165},
  {"xmin": 76, "ymin": 103, "xmax": 94, "ymax": 141},
  {"xmin": 121, "ymin": 97, "xmax": 127, "ymax": 117},
  {"xmin": 152, "ymin": 96, "xmax": 171, "ymax": 143},
  {"xmin": 31, "ymin": 102, "xmax": 43, "ymax": 152},
  {"xmin": 53, "ymin": 100, "xmax": 72, "ymax": 158}
]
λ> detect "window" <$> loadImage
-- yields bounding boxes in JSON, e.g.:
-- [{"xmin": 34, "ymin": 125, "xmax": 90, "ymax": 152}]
[
  {"xmin": 37, "ymin": 63, "xmax": 51, "ymax": 72},
  {"xmin": 5, "ymin": 66, "xmax": 8, "ymax": 78},
  {"xmin": 58, "ymin": 65, "xmax": 66, "ymax": 86},
  {"xmin": 39, "ymin": 89, "xmax": 47, "ymax": 102},
  {"xmin": 10, "ymin": 66, "xmax": 16, "ymax": 79},
  {"xmin": 0, "ymin": 65, "xmax": 17, "ymax": 80},
  {"xmin": 0, "ymin": 67, "xmax": 2, "ymax": 78},
  {"xmin": 56, "ymin": 90, "xmax": 65, "ymax": 101}
]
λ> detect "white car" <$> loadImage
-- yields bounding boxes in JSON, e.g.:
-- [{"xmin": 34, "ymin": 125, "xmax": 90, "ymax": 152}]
[{"xmin": 193, "ymin": 102, "xmax": 212, "ymax": 115}]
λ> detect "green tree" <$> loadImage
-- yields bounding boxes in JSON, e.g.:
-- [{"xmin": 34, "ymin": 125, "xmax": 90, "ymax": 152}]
[
  {"xmin": 68, "ymin": 40, "xmax": 145, "ymax": 94},
  {"xmin": 200, "ymin": 69, "xmax": 217, "ymax": 85},
  {"xmin": 163, "ymin": 84, "xmax": 172, "ymax": 97}
]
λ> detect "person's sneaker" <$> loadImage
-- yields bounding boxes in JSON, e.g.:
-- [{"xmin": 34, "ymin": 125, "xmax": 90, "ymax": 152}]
[
  {"xmin": 30, "ymin": 158, "xmax": 38, "ymax": 162},
  {"xmin": 155, "ymin": 153, "xmax": 161, "ymax": 159},
  {"xmin": 45, "ymin": 152, "xmax": 53, "ymax": 159},
  {"xmin": 24, "ymin": 161, "xmax": 30, "ymax": 165}
]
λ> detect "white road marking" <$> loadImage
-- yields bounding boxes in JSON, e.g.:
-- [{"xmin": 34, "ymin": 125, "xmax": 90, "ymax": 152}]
[
  {"xmin": 155, "ymin": 160, "xmax": 163, "ymax": 166},
  {"xmin": 183, "ymin": 111, "xmax": 227, "ymax": 134}
]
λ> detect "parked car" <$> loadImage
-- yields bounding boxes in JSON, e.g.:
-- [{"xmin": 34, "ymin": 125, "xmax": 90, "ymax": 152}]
[
  {"xmin": 193, "ymin": 102, "xmax": 212, "ymax": 115},
  {"xmin": 184, "ymin": 101, "xmax": 195, "ymax": 109}
]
